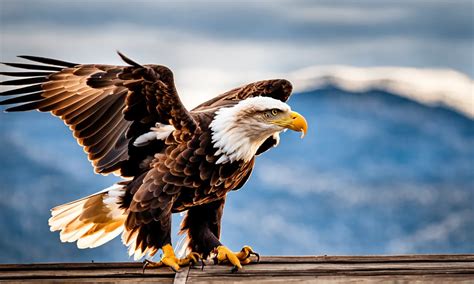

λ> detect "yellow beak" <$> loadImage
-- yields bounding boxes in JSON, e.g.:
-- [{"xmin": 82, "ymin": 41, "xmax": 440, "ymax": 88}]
[{"xmin": 273, "ymin": 111, "xmax": 308, "ymax": 138}]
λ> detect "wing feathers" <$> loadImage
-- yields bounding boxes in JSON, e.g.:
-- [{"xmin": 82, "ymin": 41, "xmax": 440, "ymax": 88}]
[
  {"xmin": 0, "ymin": 92, "xmax": 44, "ymax": 105},
  {"xmin": 81, "ymin": 100, "xmax": 126, "ymax": 142},
  {"xmin": 1, "ymin": 62, "xmax": 62, "ymax": 71},
  {"xmin": 192, "ymin": 79, "xmax": 293, "ymax": 111},
  {"xmin": 0, "ymin": 84, "xmax": 43, "ymax": 96},
  {"xmin": 5, "ymin": 90, "xmax": 75, "ymax": 112},
  {"xmin": 0, "ymin": 77, "xmax": 47, "ymax": 85},
  {"xmin": 87, "ymin": 120, "xmax": 129, "ymax": 160},
  {"xmin": 17, "ymin": 55, "xmax": 77, "ymax": 67},
  {"xmin": 117, "ymin": 51, "xmax": 143, "ymax": 68},
  {"xmin": 61, "ymin": 93, "xmax": 107, "ymax": 123},
  {"xmin": 1, "ymin": 53, "xmax": 199, "ymax": 178},
  {"xmin": 39, "ymin": 94, "xmax": 85, "ymax": 112},
  {"xmin": 0, "ymin": 71, "xmax": 52, "ymax": 77},
  {"xmin": 72, "ymin": 94, "xmax": 121, "ymax": 132}
]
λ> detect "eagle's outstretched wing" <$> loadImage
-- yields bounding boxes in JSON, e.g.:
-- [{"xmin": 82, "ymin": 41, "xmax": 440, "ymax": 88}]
[
  {"xmin": 192, "ymin": 78, "xmax": 293, "ymax": 112},
  {"xmin": 0, "ymin": 53, "xmax": 198, "ymax": 176}
]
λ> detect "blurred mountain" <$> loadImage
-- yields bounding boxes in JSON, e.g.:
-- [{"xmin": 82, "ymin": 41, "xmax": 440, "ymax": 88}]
[{"xmin": 0, "ymin": 85, "xmax": 473, "ymax": 263}]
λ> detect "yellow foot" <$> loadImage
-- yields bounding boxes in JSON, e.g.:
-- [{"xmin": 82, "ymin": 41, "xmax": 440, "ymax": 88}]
[
  {"xmin": 143, "ymin": 244, "xmax": 202, "ymax": 273},
  {"xmin": 213, "ymin": 245, "xmax": 260, "ymax": 272}
]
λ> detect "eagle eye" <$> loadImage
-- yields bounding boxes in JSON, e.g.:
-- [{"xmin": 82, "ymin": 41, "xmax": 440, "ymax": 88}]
[{"xmin": 271, "ymin": 109, "xmax": 279, "ymax": 116}]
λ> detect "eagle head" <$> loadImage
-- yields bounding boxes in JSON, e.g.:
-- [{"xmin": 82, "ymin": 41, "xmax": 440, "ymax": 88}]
[{"xmin": 210, "ymin": 96, "xmax": 308, "ymax": 164}]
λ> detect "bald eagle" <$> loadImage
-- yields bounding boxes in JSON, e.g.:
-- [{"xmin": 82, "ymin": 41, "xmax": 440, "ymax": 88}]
[{"xmin": 0, "ymin": 53, "xmax": 307, "ymax": 271}]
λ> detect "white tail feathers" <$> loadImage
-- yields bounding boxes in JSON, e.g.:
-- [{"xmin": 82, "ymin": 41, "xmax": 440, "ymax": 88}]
[
  {"xmin": 175, "ymin": 234, "xmax": 190, "ymax": 259},
  {"xmin": 121, "ymin": 228, "xmax": 157, "ymax": 260},
  {"xmin": 49, "ymin": 184, "xmax": 127, "ymax": 249}
]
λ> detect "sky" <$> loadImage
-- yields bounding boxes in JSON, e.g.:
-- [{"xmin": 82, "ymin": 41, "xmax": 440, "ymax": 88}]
[{"xmin": 1, "ymin": 0, "xmax": 473, "ymax": 107}]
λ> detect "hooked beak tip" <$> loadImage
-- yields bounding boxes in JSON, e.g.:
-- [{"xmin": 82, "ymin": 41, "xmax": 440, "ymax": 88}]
[{"xmin": 289, "ymin": 111, "xmax": 308, "ymax": 139}]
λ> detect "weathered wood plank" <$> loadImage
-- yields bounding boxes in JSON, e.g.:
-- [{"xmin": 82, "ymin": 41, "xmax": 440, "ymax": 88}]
[
  {"xmin": 174, "ymin": 266, "xmax": 190, "ymax": 284},
  {"xmin": 5, "ymin": 278, "xmax": 172, "ymax": 284},
  {"xmin": 259, "ymin": 254, "xmax": 474, "ymax": 263},
  {"xmin": 187, "ymin": 255, "xmax": 474, "ymax": 283},
  {"xmin": 0, "ymin": 269, "xmax": 172, "ymax": 280},
  {"xmin": 0, "ymin": 255, "xmax": 472, "ymax": 283},
  {"xmin": 186, "ymin": 275, "xmax": 474, "ymax": 284},
  {"xmin": 0, "ymin": 262, "xmax": 142, "ymax": 271},
  {"xmin": 0, "ymin": 262, "xmax": 174, "ymax": 282}
]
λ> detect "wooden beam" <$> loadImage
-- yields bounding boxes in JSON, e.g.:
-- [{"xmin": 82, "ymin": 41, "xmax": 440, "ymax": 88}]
[{"xmin": 0, "ymin": 254, "xmax": 472, "ymax": 283}]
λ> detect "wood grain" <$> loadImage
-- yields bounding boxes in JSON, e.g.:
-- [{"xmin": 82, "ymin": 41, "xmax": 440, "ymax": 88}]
[{"xmin": 0, "ymin": 255, "xmax": 472, "ymax": 283}]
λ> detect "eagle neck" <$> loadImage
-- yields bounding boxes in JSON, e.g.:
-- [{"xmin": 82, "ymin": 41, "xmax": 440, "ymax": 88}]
[{"xmin": 209, "ymin": 103, "xmax": 276, "ymax": 164}]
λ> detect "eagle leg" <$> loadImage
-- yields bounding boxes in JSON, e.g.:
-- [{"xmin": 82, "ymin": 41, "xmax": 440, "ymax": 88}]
[
  {"xmin": 213, "ymin": 245, "xmax": 260, "ymax": 272},
  {"xmin": 143, "ymin": 244, "xmax": 202, "ymax": 273}
]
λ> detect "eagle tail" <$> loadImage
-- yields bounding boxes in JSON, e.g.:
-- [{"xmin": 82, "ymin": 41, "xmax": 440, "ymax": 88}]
[{"xmin": 48, "ymin": 184, "xmax": 128, "ymax": 249}]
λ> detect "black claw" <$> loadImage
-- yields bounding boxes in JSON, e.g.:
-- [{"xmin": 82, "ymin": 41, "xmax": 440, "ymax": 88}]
[
  {"xmin": 251, "ymin": 252, "xmax": 260, "ymax": 263},
  {"xmin": 171, "ymin": 266, "xmax": 179, "ymax": 273},
  {"xmin": 231, "ymin": 265, "xmax": 239, "ymax": 273},
  {"xmin": 241, "ymin": 247, "xmax": 260, "ymax": 263},
  {"xmin": 142, "ymin": 260, "xmax": 149, "ymax": 274},
  {"xmin": 190, "ymin": 254, "xmax": 205, "ymax": 271},
  {"xmin": 213, "ymin": 256, "xmax": 218, "ymax": 265}
]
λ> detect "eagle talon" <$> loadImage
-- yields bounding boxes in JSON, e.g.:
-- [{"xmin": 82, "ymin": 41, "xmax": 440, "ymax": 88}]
[
  {"xmin": 183, "ymin": 252, "xmax": 201, "ymax": 265},
  {"xmin": 143, "ymin": 245, "xmax": 202, "ymax": 273},
  {"xmin": 213, "ymin": 245, "xmax": 258, "ymax": 272},
  {"xmin": 184, "ymin": 251, "xmax": 205, "ymax": 270},
  {"xmin": 142, "ymin": 259, "xmax": 166, "ymax": 274},
  {"xmin": 237, "ymin": 246, "xmax": 260, "ymax": 263},
  {"xmin": 170, "ymin": 265, "xmax": 179, "ymax": 273}
]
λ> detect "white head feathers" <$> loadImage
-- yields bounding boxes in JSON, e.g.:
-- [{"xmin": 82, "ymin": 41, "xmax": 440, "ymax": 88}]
[
  {"xmin": 210, "ymin": 96, "xmax": 290, "ymax": 164},
  {"xmin": 226, "ymin": 96, "xmax": 291, "ymax": 113}
]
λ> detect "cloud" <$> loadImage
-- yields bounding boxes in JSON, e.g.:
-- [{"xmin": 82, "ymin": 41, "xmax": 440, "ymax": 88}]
[
  {"xmin": 254, "ymin": 160, "xmax": 469, "ymax": 207},
  {"xmin": 387, "ymin": 210, "xmax": 474, "ymax": 253},
  {"xmin": 282, "ymin": 3, "xmax": 410, "ymax": 25},
  {"xmin": 289, "ymin": 65, "xmax": 474, "ymax": 118},
  {"xmin": 2, "ymin": 0, "xmax": 472, "ymax": 40},
  {"xmin": 222, "ymin": 206, "xmax": 326, "ymax": 254},
  {"xmin": 1, "ymin": 0, "xmax": 473, "ymax": 79}
]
